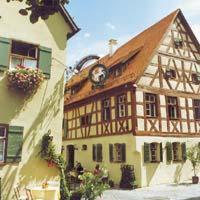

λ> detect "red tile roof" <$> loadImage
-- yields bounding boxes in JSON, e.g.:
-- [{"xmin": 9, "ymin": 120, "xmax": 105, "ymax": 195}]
[{"xmin": 65, "ymin": 9, "xmax": 180, "ymax": 105}]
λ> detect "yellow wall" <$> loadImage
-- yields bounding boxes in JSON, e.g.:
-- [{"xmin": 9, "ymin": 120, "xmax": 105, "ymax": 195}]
[
  {"xmin": 135, "ymin": 136, "xmax": 200, "ymax": 187},
  {"xmin": 62, "ymin": 134, "xmax": 141, "ymax": 186},
  {"xmin": 0, "ymin": 1, "xmax": 71, "ymax": 199},
  {"xmin": 63, "ymin": 135, "xmax": 200, "ymax": 187}
]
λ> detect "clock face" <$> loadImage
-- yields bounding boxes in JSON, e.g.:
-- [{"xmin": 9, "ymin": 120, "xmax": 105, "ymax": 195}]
[{"xmin": 89, "ymin": 64, "xmax": 108, "ymax": 84}]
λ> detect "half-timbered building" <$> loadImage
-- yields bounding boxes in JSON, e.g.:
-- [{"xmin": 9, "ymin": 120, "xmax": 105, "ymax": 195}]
[{"xmin": 63, "ymin": 9, "xmax": 200, "ymax": 187}]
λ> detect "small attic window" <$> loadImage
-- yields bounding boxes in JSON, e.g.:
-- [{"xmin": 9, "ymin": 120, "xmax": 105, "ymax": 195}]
[
  {"xmin": 191, "ymin": 73, "xmax": 200, "ymax": 84},
  {"xmin": 114, "ymin": 66, "xmax": 123, "ymax": 77},
  {"xmin": 174, "ymin": 38, "xmax": 183, "ymax": 49},
  {"xmin": 71, "ymin": 84, "xmax": 81, "ymax": 95},
  {"xmin": 165, "ymin": 69, "xmax": 176, "ymax": 79}
]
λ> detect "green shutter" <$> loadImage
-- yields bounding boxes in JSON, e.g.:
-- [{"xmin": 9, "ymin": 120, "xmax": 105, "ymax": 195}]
[
  {"xmin": 92, "ymin": 144, "xmax": 96, "ymax": 161},
  {"xmin": 109, "ymin": 144, "xmax": 114, "ymax": 162},
  {"xmin": 181, "ymin": 142, "xmax": 187, "ymax": 162},
  {"xmin": 160, "ymin": 143, "xmax": 163, "ymax": 162},
  {"xmin": 39, "ymin": 46, "xmax": 52, "ymax": 79},
  {"xmin": 166, "ymin": 142, "xmax": 172, "ymax": 162},
  {"xmin": 97, "ymin": 144, "xmax": 102, "ymax": 162},
  {"xmin": 121, "ymin": 143, "xmax": 126, "ymax": 163},
  {"xmin": 6, "ymin": 126, "xmax": 23, "ymax": 163},
  {"xmin": 63, "ymin": 119, "xmax": 68, "ymax": 138},
  {"xmin": 0, "ymin": 37, "xmax": 11, "ymax": 71},
  {"xmin": 144, "ymin": 143, "xmax": 150, "ymax": 163}
]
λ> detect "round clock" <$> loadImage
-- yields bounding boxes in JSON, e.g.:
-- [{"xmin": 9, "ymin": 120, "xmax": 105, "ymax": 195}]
[{"xmin": 88, "ymin": 64, "xmax": 108, "ymax": 85}]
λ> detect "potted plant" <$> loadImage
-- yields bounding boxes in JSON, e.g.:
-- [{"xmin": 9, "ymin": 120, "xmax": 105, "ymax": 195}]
[
  {"xmin": 7, "ymin": 66, "xmax": 44, "ymax": 93},
  {"xmin": 187, "ymin": 144, "xmax": 200, "ymax": 184}
]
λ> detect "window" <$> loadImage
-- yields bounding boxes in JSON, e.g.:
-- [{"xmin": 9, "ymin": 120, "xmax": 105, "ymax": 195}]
[
  {"xmin": 145, "ymin": 93, "xmax": 157, "ymax": 117},
  {"xmin": 172, "ymin": 142, "xmax": 181, "ymax": 161},
  {"xmin": 10, "ymin": 40, "xmax": 38, "ymax": 70},
  {"xmin": 109, "ymin": 143, "xmax": 126, "ymax": 162},
  {"xmin": 193, "ymin": 100, "xmax": 200, "ymax": 120},
  {"xmin": 165, "ymin": 69, "xmax": 176, "ymax": 79},
  {"xmin": 166, "ymin": 142, "xmax": 187, "ymax": 162},
  {"xmin": 117, "ymin": 94, "xmax": 126, "ymax": 118},
  {"xmin": 167, "ymin": 97, "xmax": 179, "ymax": 119},
  {"xmin": 80, "ymin": 115, "xmax": 92, "ymax": 126},
  {"xmin": 93, "ymin": 144, "xmax": 102, "ymax": 162},
  {"xmin": 114, "ymin": 67, "xmax": 123, "ymax": 77},
  {"xmin": 102, "ymin": 99, "xmax": 111, "ymax": 121},
  {"xmin": 0, "ymin": 125, "xmax": 7, "ymax": 163},
  {"xmin": 191, "ymin": 73, "xmax": 200, "ymax": 85},
  {"xmin": 71, "ymin": 84, "xmax": 81, "ymax": 95},
  {"xmin": 174, "ymin": 38, "xmax": 183, "ymax": 49},
  {"xmin": 144, "ymin": 142, "xmax": 163, "ymax": 163}
]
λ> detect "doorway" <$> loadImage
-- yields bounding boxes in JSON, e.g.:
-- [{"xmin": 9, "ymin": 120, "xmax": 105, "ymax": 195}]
[{"xmin": 67, "ymin": 145, "xmax": 74, "ymax": 170}]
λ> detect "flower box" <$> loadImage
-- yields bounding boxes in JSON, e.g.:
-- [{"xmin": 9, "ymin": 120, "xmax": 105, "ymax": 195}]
[{"xmin": 7, "ymin": 66, "xmax": 44, "ymax": 93}]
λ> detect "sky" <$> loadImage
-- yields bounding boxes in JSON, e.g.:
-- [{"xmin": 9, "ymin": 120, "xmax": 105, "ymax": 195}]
[{"xmin": 66, "ymin": 0, "xmax": 200, "ymax": 67}]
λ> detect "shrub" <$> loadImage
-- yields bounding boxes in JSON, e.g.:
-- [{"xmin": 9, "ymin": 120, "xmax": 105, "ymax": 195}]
[
  {"xmin": 78, "ymin": 172, "xmax": 109, "ymax": 200},
  {"xmin": 120, "ymin": 165, "xmax": 135, "ymax": 189}
]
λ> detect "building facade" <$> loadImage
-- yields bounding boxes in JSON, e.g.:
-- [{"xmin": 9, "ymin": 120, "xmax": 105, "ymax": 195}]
[
  {"xmin": 63, "ymin": 9, "xmax": 200, "ymax": 187},
  {"xmin": 0, "ymin": 1, "xmax": 79, "ymax": 199}
]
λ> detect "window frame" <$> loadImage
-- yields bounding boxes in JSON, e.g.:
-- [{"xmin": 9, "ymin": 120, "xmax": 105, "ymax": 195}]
[
  {"xmin": 150, "ymin": 142, "xmax": 159, "ymax": 163},
  {"xmin": 145, "ymin": 93, "xmax": 158, "ymax": 118},
  {"xmin": 80, "ymin": 114, "xmax": 92, "ymax": 127},
  {"xmin": 191, "ymin": 73, "xmax": 200, "ymax": 85},
  {"xmin": 102, "ymin": 98, "xmax": 111, "ymax": 121},
  {"xmin": 166, "ymin": 96, "xmax": 179, "ymax": 120},
  {"xmin": 10, "ymin": 40, "xmax": 39, "ymax": 70},
  {"xmin": 92, "ymin": 144, "xmax": 102, "ymax": 162},
  {"xmin": 116, "ymin": 94, "xmax": 127, "ymax": 118},
  {"xmin": 0, "ymin": 124, "xmax": 8, "ymax": 164},
  {"xmin": 193, "ymin": 99, "xmax": 200, "ymax": 121},
  {"xmin": 172, "ymin": 142, "xmax": 181, "ymax": 162}
]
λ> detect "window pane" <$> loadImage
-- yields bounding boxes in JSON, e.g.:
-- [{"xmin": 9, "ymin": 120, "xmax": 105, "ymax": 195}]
[
  {"xmin": 24, "ymin": 59, "xmax": 37, "ymax": 69},
  {"xmin": 0, "ymin": 127, "xmax": 6, "ymax": 137},
  {"xmin": 10, "ymin": 57, "xmax": 22, "ymax": 69},
  {"xmin": 0, "ymin": 140, "xmax": 5, "ymax": 162}
]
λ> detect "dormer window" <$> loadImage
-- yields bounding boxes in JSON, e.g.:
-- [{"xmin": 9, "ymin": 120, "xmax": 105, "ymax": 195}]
[
  {"xmin": 191, "ymin": 73, "xmax": 200, "ymax": 84},
  {"xmin": 10, "ymin": 40, "xmax": 38, "ymax": 70},
  {"xmin": 71, "ymin": 84, "xmax": 81, "ymax": 94},
  {"xmin": 165, "ymin": 69, "xmax": 176, "ymax": 79},
  {"xmin": 114, "ymin": 66, "xmax": 123, "ymax": 77},
  {"xmin": 174, "ymin": 38, "xmax": 183, "ymax": 49}
]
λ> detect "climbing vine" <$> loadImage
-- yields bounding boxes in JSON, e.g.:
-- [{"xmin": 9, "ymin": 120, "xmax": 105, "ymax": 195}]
[{"xmin": 40, "ymin": 131, "xmax": 70, "ymax": 200}]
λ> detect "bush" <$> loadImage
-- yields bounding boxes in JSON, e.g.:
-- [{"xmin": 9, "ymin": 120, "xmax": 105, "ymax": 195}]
[
  {"xmin": 78, "ymin": 172, "xmax": 109, "ymax": 200},
  {"xmin": 120, "ymin": 165, "xmax": 135, "ymax": 189}
]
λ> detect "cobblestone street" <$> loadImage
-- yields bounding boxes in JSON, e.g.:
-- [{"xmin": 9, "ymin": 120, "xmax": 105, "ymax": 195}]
[{"xmin": 98, "ymin": 184, "xmax": 200, "ymax": 200}]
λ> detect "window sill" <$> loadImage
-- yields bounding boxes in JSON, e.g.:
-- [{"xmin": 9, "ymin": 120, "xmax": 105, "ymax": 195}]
[
  {"xmin": 169, "ymin": 118, "xmax": 179, "ymax": 121},
  {"xmin": 0, "ymin": 162, "xmax": 20, "ymax": 166},
  {"xmin": 150, "ymin": 161, "xmax": 160, "ymax": 163},
  {"xmin": 173, "ymin": 160, "xmax": 182, "ymax": 163},
  {"xmin": 146, "ymin": 116, "xmax": 158, "ymax": 119}
]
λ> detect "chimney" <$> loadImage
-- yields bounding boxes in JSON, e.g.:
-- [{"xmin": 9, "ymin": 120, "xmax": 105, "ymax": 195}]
[{"xmin": 109, "ymin": 39, "xmax": 117, "ymax": 56}]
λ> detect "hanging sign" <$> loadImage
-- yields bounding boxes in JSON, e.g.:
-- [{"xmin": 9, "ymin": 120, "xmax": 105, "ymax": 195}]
[
  {"xmin": 88, "ymin": 64, "xmax": 108, "ymax": 85},
  {"xmin": 75, "ymin": 55, "xmax": 100, "ymax": 72}
]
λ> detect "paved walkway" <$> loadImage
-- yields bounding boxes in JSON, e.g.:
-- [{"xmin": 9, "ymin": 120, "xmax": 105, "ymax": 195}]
[{"xmin": 98, "ymin": 184, "xmax": 200, "ymax": 200}]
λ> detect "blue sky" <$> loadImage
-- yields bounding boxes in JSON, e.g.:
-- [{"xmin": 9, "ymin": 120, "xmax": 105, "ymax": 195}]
[{"xmin": 66, "ymin": 0, "xmax": 200, "ymax": 67}]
